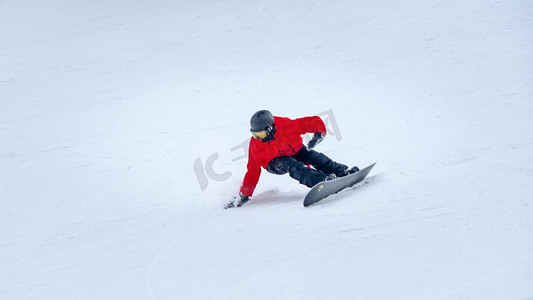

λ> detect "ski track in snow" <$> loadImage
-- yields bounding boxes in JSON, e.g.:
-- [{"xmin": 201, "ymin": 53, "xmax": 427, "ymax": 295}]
[
  {"xmin": 434, "ymin": 254, "xmax": 533, "ymax": 300},
  {"xmin": 1, "ymin": 0, "xmax": 533, "ymax": 299},
  {"xmin": 145, "ymin": 241, "xmax": 177, "ymax": 300}
]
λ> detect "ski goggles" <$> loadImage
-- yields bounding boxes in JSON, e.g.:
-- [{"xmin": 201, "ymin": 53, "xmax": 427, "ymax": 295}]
[{"xmin": 251, "ymin": 129, "xmax": 268, "ymax": 140}]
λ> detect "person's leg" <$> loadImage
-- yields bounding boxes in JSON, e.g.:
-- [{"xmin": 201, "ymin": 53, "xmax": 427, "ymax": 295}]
[
  {"xmin": 267, "ymin": 156, "xmax": 328, "ymax": 187},
  {"xmin": 292, "ymin": 146, "xmax": 349, "ymax": 176}
]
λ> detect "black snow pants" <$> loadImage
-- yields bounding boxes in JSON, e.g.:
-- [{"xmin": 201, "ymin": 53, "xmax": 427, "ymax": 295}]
[{"xmin": 266, "ymin": 146, "xmax": 348, "ymax": 188}]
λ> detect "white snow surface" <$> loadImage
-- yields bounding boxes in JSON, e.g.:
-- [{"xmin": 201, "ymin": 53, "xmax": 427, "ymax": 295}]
[{"xmin": 1, "ymin": 0, "xmax": 533, "ymax": 299}]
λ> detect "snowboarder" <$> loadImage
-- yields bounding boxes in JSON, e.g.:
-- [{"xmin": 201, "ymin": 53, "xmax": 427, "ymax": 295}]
[{"xmin": 225, "ymin": 110, "xmax": 359, "ymax": 208}]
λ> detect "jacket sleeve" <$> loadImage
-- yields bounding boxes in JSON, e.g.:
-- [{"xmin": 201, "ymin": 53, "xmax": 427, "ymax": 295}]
[
  {"xmin": 295, "ymin": 116, "xmax": 327, "ymax": 135},
  {"xmin": 239, "ymin": 144, "xmax": 262, "ymax": 197}
]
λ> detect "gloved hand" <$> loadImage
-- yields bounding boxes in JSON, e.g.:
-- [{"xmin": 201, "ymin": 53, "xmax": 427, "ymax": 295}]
[
  {"xmin": 307, "ymin": 132, "xmax": 324, "ymax": 150},
  {"xmin": 224, "ymin": 193, "xmax": 250, "ymax": 209}
]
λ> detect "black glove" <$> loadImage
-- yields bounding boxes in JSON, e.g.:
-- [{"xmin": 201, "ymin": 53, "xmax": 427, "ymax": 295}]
[
  {"xmin": 307, "ymin": 132, "xmax": 324, "ymax": 150},
  {"xmin": 224, "ymin": 193, "xmax": 250, "ymax": 209}
]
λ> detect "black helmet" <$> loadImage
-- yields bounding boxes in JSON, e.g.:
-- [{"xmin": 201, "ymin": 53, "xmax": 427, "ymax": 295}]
[
  {"xmin": 250, "ymin": 110, "xmax": 274, "ymax": 131},
  {"xmin": 250, "ymin": 110, "xmax": 276, "ymax": 142}
]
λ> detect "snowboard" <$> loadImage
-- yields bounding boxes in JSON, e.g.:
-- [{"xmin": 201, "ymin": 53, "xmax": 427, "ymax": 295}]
[{"xmin": 303, "ymin": 162, "xmax": 377, "ymax": 207}]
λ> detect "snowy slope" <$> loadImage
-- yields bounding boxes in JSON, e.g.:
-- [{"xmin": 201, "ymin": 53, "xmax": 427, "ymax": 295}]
[{"xmin": 1, "ymin": 0, "xmax": 532, "ymax": 299}]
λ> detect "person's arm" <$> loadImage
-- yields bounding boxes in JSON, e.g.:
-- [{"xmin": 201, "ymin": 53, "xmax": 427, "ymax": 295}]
[
  {"xmin": 295, "ymin": 116, "xmax": 327, "ymax": 149},
  {"xmin": 240, "ymin": 158, "xmax": 261, "ymax": 197},
  {"xmin": 295, "ymin": 116, "xmax": 327, "ymax": 135},
  {"xmin": 225, "ymin": 143, "xmax": 262, "ymax": 209}
]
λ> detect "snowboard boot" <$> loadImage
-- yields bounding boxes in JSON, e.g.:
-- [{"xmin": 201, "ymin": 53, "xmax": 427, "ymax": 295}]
[
  {"xmin": 340, "ymin": 166, "xmax": 360, "ymax": 177},
  {"xmin": 325, "ymin": 173, "xmax": 337, "ymax": 181}
]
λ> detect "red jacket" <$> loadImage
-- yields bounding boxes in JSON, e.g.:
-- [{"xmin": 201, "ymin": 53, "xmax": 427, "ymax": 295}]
[{"xmin": 240, "ymin": 116, "xmax": 327, "ymax": 197}]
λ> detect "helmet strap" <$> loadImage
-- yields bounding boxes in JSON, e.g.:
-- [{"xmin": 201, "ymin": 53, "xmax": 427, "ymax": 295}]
[{"xmin": 261, "ymin": 125, "xmax": 276, "ymax": 142}]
